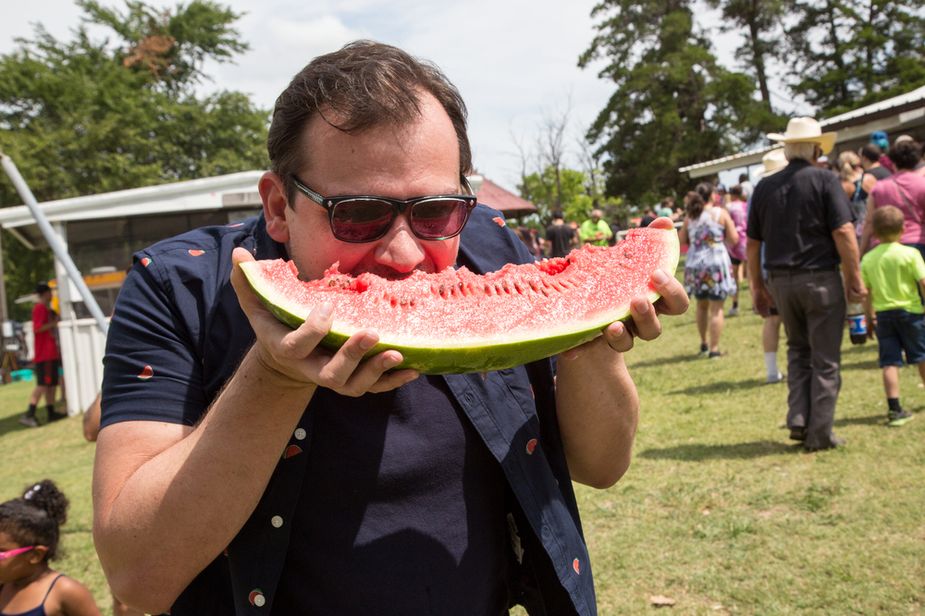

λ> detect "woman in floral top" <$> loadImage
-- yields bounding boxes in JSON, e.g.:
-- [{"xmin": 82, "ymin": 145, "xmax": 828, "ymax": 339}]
[{"xmin": 679, "ymin": 185, "xmax": 739, "ymax": 358}]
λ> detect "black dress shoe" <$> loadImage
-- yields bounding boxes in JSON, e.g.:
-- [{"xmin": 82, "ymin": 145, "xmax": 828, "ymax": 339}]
[
  {"xmin": 804, "ymin": 436, "xmax": 846, "ymax": 452},
  {"xmin": 788, "ymin": 427, "xmax": 806, "ymax": 442}
]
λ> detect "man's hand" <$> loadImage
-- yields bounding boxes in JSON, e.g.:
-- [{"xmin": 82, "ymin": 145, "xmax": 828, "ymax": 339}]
[
  {"xmin": 231, "ymin": 248, "xmax": 419, "ymax": 396},
  {"xmin": 845, "ymin": 276, "xmax": 868, "ymax": 305},
  {"xmin": 751, "ymin": 282, "xmax": 774, "ymax": 318},
  {"xmin": 591, "ymin": 267, "xmax": 688, "ymax": 354}
]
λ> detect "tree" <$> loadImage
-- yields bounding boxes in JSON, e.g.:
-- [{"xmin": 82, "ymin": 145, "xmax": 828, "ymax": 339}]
[
  {"xmin": 786, "ymin": 0, "xmax": 925, "ymax": 114},
  {"xmin": 580, "ymin": 0, "xmax": 768, "ymax": 204},
  {"xmin": 520, "ymin": 166, "xmax": 592, "ymax": 223},
  {"xmin": 0, "ymin": 0, "xmax": 268, "ymax": 319},
  {"xmin": 706, "ymin": 0, "xmax": 786, "ymax": 114}
]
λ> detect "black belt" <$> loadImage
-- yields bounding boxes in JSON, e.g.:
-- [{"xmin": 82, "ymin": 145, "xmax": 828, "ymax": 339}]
[{"xmin": 767, "ymin": 267, "xmax": 838, "ymax": 278}]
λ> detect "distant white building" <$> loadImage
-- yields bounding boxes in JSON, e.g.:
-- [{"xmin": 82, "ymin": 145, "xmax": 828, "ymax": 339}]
[
  {"xmin": 679, "ymin": 85, "xmax": 925, "ymax": 182},
  {"xmin": 0, "ymin": 171, "xmax": 264, "ymax": 415}
]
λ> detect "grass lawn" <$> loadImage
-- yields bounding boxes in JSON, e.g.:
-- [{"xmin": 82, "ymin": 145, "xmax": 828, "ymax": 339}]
[{"xmin": 1, "ymin": 282, "xmax": 923, "ymax": 615}]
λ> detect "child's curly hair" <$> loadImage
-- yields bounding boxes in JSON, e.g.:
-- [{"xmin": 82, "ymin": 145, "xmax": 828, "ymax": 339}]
[{"xmin": 0, "ymin": 479, "xmax": 69, "ymax": 560}]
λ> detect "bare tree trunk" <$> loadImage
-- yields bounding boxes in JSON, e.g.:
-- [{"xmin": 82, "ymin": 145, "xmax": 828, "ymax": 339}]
[{"xmin": 748, "ymin": 0, "xmax": 773, "ymax": 112}]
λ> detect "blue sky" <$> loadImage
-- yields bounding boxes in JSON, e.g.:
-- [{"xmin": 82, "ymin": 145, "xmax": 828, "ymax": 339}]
[{"xmin": 2, "ymin": 1, "xmax": 797, "ymax": 194}]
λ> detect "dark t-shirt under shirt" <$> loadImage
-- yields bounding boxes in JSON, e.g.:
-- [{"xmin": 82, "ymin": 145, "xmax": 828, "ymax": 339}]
[
  {"xmin": 747, "ymin": 159, "xmax": 854, "ymax": 271},
  {"xmin": 272, "ymin": 376, "xmax": 510, "ymax": 615},
  {"xmin": 545, "ymin": 224, "xmax": 575, "ymax": 258},
  {"xmin": 867, "ymin": 165, "xmax": 892, "ymax": 181}
]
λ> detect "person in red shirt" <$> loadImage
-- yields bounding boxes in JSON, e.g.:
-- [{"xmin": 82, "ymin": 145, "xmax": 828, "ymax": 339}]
[{"xmin": 19, "ymin": 283, "xmax": 65, "ymax": 427}]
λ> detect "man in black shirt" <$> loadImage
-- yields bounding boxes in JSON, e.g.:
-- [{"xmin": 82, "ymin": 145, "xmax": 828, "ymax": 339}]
[
  {"xmin": 545, "ymin": 211, "xmax": 577, "ymax": 258},
  {"xmin": 747, "ymin": 117, "xmax": 866, "ymax": 452}
]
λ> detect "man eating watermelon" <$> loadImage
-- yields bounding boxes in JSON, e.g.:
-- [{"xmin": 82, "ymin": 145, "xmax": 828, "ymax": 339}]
[{"xmin": 93, "ymin": 41, "xmax": 688, "ymax": 616}]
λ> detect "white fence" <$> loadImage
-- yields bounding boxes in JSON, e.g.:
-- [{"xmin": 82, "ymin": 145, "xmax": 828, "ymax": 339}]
[{"xmin": 58, "ymin": 318, "xmax": 108, "ymax": 415}]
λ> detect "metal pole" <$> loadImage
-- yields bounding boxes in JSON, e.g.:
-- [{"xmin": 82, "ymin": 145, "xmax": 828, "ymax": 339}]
[
  {"xmin": 0, "ymin": 228, "xmax": 7, "ymax": 324},
  {"xmin": 0, "ymin": 152, "xmax": 109, "ymax": 335}
]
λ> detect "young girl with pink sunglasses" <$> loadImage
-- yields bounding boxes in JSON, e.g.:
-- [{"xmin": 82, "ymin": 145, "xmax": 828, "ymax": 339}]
[{"xmin": 0, "ymin": 480, "xmax": 100, "ymax": 616}]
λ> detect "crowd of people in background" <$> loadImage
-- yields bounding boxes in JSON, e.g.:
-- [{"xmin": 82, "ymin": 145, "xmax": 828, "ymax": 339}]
[{"xmin": 506, "ymin": 124, "xmax": 925, "ymax": 445}]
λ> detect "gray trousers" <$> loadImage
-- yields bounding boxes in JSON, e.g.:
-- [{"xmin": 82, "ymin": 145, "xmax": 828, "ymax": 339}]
[{"xmin": 767, "ymin": 270, "xmax": 846, "ymax": 449}]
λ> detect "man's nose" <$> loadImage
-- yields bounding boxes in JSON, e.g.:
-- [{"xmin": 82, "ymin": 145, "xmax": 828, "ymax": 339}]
[{"xmin": 374, "ymin": 218, "xmax": 426, "ymax": 273}]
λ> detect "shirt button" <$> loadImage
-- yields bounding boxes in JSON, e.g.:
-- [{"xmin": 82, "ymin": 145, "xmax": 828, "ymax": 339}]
[
  {"xmin": 248, "ymin": 590, "xmax": 266, "ymax": 607},
  {"xmin": 271, "ymin": 515, "xmax": 283, "ymax": 528},
  {"xmin": 294, "ymin": 428, "xmax": 307, "ymax": 441}
]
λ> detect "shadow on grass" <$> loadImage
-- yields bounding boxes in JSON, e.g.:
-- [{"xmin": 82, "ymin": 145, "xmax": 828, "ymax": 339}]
[
  {"xmin": 628, "ymin": 354, "xmax": 706, "ymax": 369},
  {"xmin": 835, "ymin": 414, "xmax": 884, "ymax": 427},
  {"xmin": 669, "ymin": 378, "xmax": 764, "ymax": 395},
  {"xmin": 0, "ymin": 412, "xmax": 34, "ymax": 437},
  {"xmin": 639, "ymin": 439, "xmax": 798, "ymax": 461}
]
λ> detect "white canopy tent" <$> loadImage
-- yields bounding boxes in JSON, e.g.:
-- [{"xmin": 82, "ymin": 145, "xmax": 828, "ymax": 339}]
[{"xmin": 0, "ymin": 170, "xmax": 265, "ymax": 415}]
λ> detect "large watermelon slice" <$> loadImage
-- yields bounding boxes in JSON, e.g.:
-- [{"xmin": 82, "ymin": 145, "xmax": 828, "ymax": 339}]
[{"xmin": 239, "ymin": 226, "xmax": 679, "ymax": 374}]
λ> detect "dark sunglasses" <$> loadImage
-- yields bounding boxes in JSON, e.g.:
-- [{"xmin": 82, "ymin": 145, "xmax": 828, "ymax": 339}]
[{"xmin": 291, "ymin": 175, "xmax": 478, "ymax": 243}]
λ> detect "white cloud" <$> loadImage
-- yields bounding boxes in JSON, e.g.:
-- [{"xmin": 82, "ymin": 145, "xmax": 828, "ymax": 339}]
[{"xmin": 5, "ymin": 0, "xmax": 779, "ymax": 192}]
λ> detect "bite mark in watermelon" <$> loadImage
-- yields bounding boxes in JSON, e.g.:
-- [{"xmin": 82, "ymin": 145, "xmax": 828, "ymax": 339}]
[{"xmin": 239, "ymin": 226, "xmax": 679, "ymax": 374}]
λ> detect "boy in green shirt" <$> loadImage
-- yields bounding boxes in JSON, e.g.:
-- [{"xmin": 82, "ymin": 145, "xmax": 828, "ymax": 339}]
[{"xmin": 860, "ymin": 205, "xmax": 925, "ymax": 426}]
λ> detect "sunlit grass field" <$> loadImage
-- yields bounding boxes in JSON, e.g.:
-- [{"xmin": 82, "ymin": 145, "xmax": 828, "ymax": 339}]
[{"xmin": 1, "ymin": 279, "xmax": 922, "ymax": 615}]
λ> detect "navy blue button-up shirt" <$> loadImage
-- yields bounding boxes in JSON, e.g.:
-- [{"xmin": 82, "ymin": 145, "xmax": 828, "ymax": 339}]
[{"xmin": 102, "ymin": 205, "xmax": 598, "ymax": 615}]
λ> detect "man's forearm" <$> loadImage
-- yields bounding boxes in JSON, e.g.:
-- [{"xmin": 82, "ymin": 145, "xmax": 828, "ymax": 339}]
[
  {"xmin": 93, "ymin": 347, "xmax": 316, "ymax": 612},
  {"xmin": 746, "ymin": 239, "xmax": 764, "ymax": 290},
  {"xmin": 833, "ymin": 222, "xmax": 861, "ymax": 279},
  {"xmin": 555, "ymin": 338, "xmax": 638, "ymax": 489}
]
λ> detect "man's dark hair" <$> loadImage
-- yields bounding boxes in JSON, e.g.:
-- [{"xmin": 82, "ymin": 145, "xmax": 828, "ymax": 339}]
[
  {"xmin": 738, "ymin": 173, "xmax": 748, "ymax": 182},
  {"xmin": 551, "ymin": 211, "xmax": 564, "ymax": 221},
  {"xmin": 887, "ymin": 140, "xmax": 923, "ymax": 171},
  {"xmin": 860, "ymin": 144, "xmax": 882, "ymax": 163},
  {"xmin": 267, "ymin": 40, "xmax": 471, "ymax": 202},
  {"xmin": 729, "ymin": 184, "xmax": 743, "ymax": 199},
  {"xmin": 35, "ymin": 283, "xmax": 51, "ymax": 294}
]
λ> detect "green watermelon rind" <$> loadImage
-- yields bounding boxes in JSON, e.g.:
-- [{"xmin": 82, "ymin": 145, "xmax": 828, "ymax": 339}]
[{"xmin": 240, "ymin": 228, "xmax": 680, "ymax": 374}]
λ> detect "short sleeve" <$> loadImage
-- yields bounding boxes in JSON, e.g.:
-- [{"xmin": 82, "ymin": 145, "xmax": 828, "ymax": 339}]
[
  {"xmin": 824, "ymin": 173, "xmax": 854, "ymax": 230},
  {"xmin": 911, "ymin": 249, "xmax": 925, "ymax": 283},
  {"xmin": 746, "ymin": 197, "xmax": 762, "ymax": 241},
  {"xmin": 101, "ymin": 257, "xmax": 207, "ymax": 428}
]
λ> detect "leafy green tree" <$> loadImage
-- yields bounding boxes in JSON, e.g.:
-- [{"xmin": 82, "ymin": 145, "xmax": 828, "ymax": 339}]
[
  {"xmin": 520, "ymin": 166, "xmax": 594, "ymax": 224},
  {"xmin": 0, "ymin": 0, "xmax": 268, "ymax": 319},
  {"xmin": 786, "ymin": 0, "xmax": 925, "ymax": 114},
  {"xmin": 580, "ymin": 0, "xmax": 768, "ymax": 204}
]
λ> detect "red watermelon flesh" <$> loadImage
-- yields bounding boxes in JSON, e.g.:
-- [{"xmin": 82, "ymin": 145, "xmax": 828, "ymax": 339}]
[{"xmin": 239, "ymin": 226, "xmax": 679, "ymax": 373}]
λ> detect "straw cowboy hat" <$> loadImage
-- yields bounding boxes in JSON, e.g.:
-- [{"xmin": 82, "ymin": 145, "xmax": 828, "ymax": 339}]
[
  {"xmin": 767, "ymin": 117, "xmax": 837, "ymax": 154},
  {"xmin": 760, "ymin": 148, "xmax": 788, "ymax": 178}
]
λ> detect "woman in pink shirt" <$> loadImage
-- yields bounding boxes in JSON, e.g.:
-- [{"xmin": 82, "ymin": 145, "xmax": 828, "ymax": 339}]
[
  {"xmin": 724, "ymin": 184, "xmax": 748, "ymax": 316},
  {"xmin": 861, "ymin": 140, "xmax": 925, "ymax": 260}
]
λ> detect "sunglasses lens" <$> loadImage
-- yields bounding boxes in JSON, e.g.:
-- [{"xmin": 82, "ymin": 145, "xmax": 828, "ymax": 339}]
[
  {"xmin": 411, "ymin": 199, "xmax": 471, "ymax": 239},
  {"xmin": 331, "ymin": 199, "xmax": 394, "ymax": 242}
]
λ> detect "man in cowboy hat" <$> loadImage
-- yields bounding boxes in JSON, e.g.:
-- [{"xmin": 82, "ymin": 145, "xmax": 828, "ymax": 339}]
[{"xmin": 746, "ymin": 117, "xmax": 866, "ymax": 452}]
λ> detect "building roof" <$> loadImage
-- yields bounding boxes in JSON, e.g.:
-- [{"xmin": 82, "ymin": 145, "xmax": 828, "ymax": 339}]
[
  {"xmin": 679, "ymin": 85, "xmax": 925, "ymax": 178},
  {"xmin": 471, "ymin": 175, "xmax": 536, "ymax": 216}
]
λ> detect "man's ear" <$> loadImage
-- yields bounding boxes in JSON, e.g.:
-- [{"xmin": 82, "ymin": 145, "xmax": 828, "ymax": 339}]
[{"xmin": 259, "ymin": 171, "xmax": 291, "ymax": 244}]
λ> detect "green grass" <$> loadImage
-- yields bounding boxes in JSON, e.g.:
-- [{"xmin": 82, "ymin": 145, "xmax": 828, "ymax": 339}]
[{"xmin": 1, "ymin": 281, "xmax": 923, "ymax": 615}]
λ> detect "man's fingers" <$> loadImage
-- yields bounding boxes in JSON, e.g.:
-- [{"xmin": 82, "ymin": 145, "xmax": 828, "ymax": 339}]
[
  {"xmin": 337, "ymin": 350, "xmax": 419, "ymax": 396},
  {"xmin": 650, "ymin": 269, "xmax": 689, "ymax": 316},
  {"xmin": 603, "ymin": 321, "xmax": 634, "ymax": 353},
  {"xmin": 230, "ymin": 247, "xmax": 262, "ymax": 314},
  {"xmin": 315, "ymin": 330, "xmax": 380, "ymax": 387},
  {"xmin": 649, "ymin": 217, "xmax": 675, "ymax": 230},
  {"xmin": 627, "ymin": 297, "xmax": 662, "ymax": 341}
]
